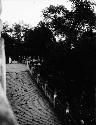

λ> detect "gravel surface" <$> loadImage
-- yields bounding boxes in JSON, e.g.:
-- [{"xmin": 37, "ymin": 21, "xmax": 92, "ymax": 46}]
[{"xmin": 6, "ymin": 64, "xmax": 62, "ymax": 125}]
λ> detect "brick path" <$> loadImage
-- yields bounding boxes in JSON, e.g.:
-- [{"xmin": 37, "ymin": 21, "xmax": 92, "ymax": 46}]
[{"xmin": 6, "ymin": 64, "xmax": 62, "ymax": 125}]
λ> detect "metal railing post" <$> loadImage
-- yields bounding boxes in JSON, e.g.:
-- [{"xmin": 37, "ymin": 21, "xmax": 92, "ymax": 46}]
[{"xmin": 53, "ymin": 90, "xmax": 57, "ymax": 108}]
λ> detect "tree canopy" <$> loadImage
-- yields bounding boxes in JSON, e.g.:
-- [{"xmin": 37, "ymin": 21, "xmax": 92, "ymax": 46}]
[{"xmin": 42, "ymin": 0, "xmax": 96, "ymax": 50}]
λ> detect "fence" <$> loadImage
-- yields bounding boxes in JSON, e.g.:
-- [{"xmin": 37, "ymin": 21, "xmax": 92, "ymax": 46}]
[{"xmin": 27, "ymin": 61, "xmax": 80, "ymax": 124}]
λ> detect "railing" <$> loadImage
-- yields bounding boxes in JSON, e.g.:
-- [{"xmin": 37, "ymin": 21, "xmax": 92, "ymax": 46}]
[
  {"xmin": 26, "ymin": 59, "xmax": 95, "ymax": 124},
  {"xmin": 27, "ymin": 61, "xmax": 80, "ymax": 124}
]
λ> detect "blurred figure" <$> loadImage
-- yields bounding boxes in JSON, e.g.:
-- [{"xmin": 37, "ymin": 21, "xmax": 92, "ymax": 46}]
[{"xmin": 9, "ymin": 56, "xmax": 12, "ymax": 64}]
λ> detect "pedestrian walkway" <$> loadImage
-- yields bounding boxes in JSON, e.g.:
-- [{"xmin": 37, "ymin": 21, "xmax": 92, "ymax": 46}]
[
  {"xmin": 6, "ymin": 64, "xmax": 62, "ymax": 125},
  {"xmin": 6, "ymin": 64, "xmax": 29, "ymax": 72}
]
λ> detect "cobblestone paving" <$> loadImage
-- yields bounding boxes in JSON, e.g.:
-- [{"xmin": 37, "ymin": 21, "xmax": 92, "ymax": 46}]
[{"xmin": 6, "ymin": 64, "xmax": 62, "ymax": 125}]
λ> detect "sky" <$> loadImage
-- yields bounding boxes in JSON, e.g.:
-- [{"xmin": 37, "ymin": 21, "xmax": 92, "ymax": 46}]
[{"xmin": 1, "ymin": 0, "xmax": 72, "ymax": 27}]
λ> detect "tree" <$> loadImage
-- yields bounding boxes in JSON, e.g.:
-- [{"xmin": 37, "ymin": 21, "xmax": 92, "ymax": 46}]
[
  {"xmin": 42, "ymin": 1, "xmax": 96, "ymax": 80},
  {"xmin": 42, "ymin": 1, "xmax": 96, "ymax": 50},
  {"xmin": 24, "ymin": 22, "xmax": 56, "ymax": 56},
  {"xmin": 2, "ymin": 23, "xmax": 28, "ymax": 59},
  {"xmin": 12, "ymin": 23, "xmax": 22, "ymax": 42},
  {"xmin": 12, "ymin": 23, "xmax": 29, "ymax": 43}
]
